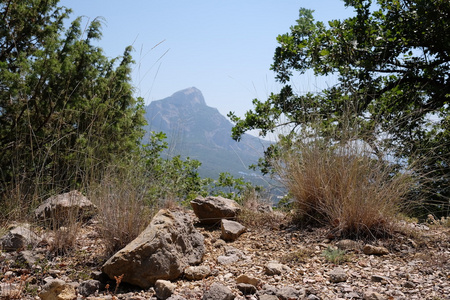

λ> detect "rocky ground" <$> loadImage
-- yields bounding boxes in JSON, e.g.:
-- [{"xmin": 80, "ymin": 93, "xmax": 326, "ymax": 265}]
[{"xmin": 0, "ymin": 209, "xmax": 449, "ymax": 300}]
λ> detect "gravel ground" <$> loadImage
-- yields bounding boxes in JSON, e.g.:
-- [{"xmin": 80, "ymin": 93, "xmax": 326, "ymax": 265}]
[{"xmin": 1, "ymin": 212, "xmax": 449, "ymax": 300}]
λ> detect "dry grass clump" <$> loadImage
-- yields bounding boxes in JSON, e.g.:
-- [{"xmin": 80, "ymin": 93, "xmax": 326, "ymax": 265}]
[
  {"xmin": 426, "ymin": 214, "xmax": 450, "ymax": 228},
  {"xmin": 237, "ymin": 207, "xmax": 288, "ymax": 230},
  {"xmin": 89, "ymin": 166, "xmax": 157, "ymax": 255},
  {"xmin": 236, "ymin": 189, "xmax": 289, "ymax": 229},
  {"xmin": 47, "ymin": 222, "xmax": 79, "ymax": 255},
  {"xmin": 280, "ymin": 247, "xmax": 315, "ymax": 265},
  {"xmin": 274, "ymin": 134, "xmax": 413, "ymax": 239}
]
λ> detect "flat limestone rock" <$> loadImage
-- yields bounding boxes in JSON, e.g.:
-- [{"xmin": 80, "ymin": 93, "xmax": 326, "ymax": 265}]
[
  {"xmin": 190, "ymin": 196, "xmax": 241, "ymax": 225},
  {"xmin": 34, "ymin": 190, "xmax": 97, "ymax": 228}
]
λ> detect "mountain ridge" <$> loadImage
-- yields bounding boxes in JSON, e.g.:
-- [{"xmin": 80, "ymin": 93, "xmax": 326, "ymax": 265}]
[{"xmin": 144, "ymin": 87, "xmax": 270, "ymax": 181}]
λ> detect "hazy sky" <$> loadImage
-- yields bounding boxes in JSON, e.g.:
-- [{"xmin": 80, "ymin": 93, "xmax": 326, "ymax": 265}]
[{"xmin": 59, "ymin": 1, "xmax": 355, "ymax": 119}]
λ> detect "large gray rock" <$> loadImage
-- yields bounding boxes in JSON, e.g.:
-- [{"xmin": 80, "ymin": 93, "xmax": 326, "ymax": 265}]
[
  {"xmin": 34, "ymin": 190, "xmax": 97, "ymax": 228},
  {"xmin": 102, "ymin": 209, "xmax": 205, "ymax": 289},
  {"xmin": 0, "ymin": 224, "xmax": 40, "ymax": 252},
  {"xmin": 190, "ymin": 196, "xmax": 241, "ymax": 225}
]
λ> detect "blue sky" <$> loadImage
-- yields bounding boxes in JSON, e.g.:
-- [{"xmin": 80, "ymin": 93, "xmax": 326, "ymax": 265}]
[{"xmin": 59, "ymin": 1, "xmax": 355, "ymax": 119}]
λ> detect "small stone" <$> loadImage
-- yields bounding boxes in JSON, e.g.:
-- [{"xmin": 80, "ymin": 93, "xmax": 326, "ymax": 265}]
[
  {"xmin": 402, "ymin": 281, "xmax": 416, "ymax": 288},
  {"xmin": 236, "ymin": 283, "xmax": 257, "ymax": 295},
  {"xmin": 264, "ymin": 261, "xmax": 291, "ymax": 275},
  {"xmin": 78, "ymin": 280, "xmax": 101, "ymax": 297},
  {"xmin": 0, "ymin": 282, "xmax": 20, "ymax": 299},
  {"xmin": 102, "ymin": 210, "xmax": 204, "ymax": 288},
  {"xmin": 257, "ymin": 284, "xmax": 278, "ymax": 296},
  {"xmin": 91, "ymin": 271, "xmax": 110, "ymax": 283},
  {"xmin": 363, "ymin": 244, "xmax": 389, "ymax": 256},
  {"xmin": 34, "ymin": 190, "xmax": 97, "ymax": 228},
  {"xmin": 38, "ymin": 278, "xmax": 77, "ymax": 300},
  {"xmin": 370, "ymin": 275, "xmax": 389, "ymax": 284},
  {"xmin": 371, "ymin": 275, "xmax": 390, "ymax": 283},
  {"xmin": 217, "ymin": 254, "xmax": 239, "ymax": 265},
  {"xmin": 328, "ymin": 267, "xmax": 348, "ymax": 283},
  {"xmin": 257, "ymin": 204, "xmax": 273, "ymax": 213},
  {"xmin": 258, "ymin": 296, "xmax": 278, "ymax": 300},
  {"xmin": 167, "ymin": 296, "xmax": 188, "ymax": 300},
  {"xmin": 213, "ymin": 239, "xmax": 226, "ymax": 248},
  {"xmin": 276, "ymin": 286, "xmax": 302, "ymax": 300},
  {"xmin": 363, "ymin": 290, "xmax": 385, "ymax": 300},
  {"xmin": 236, "ymin": 274, "xmax": 260, "ymax": 287},
  {"xmin": 346, "ymin": 292, "xmax": 360, "ymax": 299},
  {"xmin": 184, "ymin": 265, "xmax": 211, "ymax": 280},
  {"xmin": 223, "ymin": 273, "xmax": 233, "ymax": 281},
  {"xmin": 221, "ymin": 219, "xmax": 246, "ymax": 241},
  {"xmin": 202, "ymin": 283, "xmax": 235, "ymax": 300},
  {"xmin": 155, "ymin": 280, "xmax": 176, "ymax": 300},
  {"xmin": 18, "ymin": 250, "xmax": 44, "ymax": 268}
]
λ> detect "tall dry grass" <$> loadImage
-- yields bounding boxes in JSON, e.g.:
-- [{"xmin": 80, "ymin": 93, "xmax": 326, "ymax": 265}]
[
  {"xmin": 88, "ymin": 164, "xmax": 157, "ymax": 255},
  {"xmin": 273, "ymin": 125, "xmax": 415, "ymax": 239}
]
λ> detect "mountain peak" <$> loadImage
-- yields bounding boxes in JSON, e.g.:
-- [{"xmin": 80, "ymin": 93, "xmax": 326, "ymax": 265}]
[
  {"xmin": 169, "ymin": 87, "xmax": 206, "ymax": 107},
  {"xmin": 144, "ymin": 87, "xmax": 271, "ymax": 183}
]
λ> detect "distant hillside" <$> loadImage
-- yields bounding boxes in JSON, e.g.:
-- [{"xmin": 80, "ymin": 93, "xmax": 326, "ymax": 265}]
[{"xmin": 143, "ymin": 87, "xmax": 271, "ymax": 184}]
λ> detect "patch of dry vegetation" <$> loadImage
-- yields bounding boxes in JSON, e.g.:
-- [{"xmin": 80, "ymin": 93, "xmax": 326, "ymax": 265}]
[
  {"xmin": 88, "ymin": 166, "xmax": 157, "ymax": 255},
  {"xmin": 273, "ymin": 125, "xmax": 415, "ymax": 240},
  {"xmin": 237, "ymin": 207, "xmax": 288, "ymax": 230},
  {"xmin": 236, "ymin": 191, "xmax": 290, "ymax": 229},
  {"xmin": 279, "ymin": 247, "xmax": 315, "ymax": 264}
]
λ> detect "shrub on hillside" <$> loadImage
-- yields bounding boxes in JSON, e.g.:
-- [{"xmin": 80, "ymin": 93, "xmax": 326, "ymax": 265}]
[
  {"xmin": 273, "ymin": 127, "xmax": 414, "ymax": 239},
  {"xmin": 89, "ymin": 164, "xmax": 156, "ymax": 255}
]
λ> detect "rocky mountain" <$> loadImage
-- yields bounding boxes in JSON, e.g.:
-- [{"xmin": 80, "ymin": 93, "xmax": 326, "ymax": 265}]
[{"xmin": 144, "ymin": 87, "xmax": 270, "ymax": 182}]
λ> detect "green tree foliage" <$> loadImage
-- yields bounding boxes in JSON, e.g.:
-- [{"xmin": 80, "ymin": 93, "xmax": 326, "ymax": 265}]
[
  {"xmin": 0, "ymin": 0, "xmax": 146, "ymax": 201},
  {"xmin": 142, "ymin": 132, "xmax": 209, "ymax": 203},
  {"xmin": 229, "ymin": 0, "xmax": 449, "ymax": 217},
  {"xmin": 140, "ymin": 132, "xmax": 260, "ymax": 205},
  {"xmin": 208, "ymin": 172, "xmax": 260, "ymax": 203}
]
